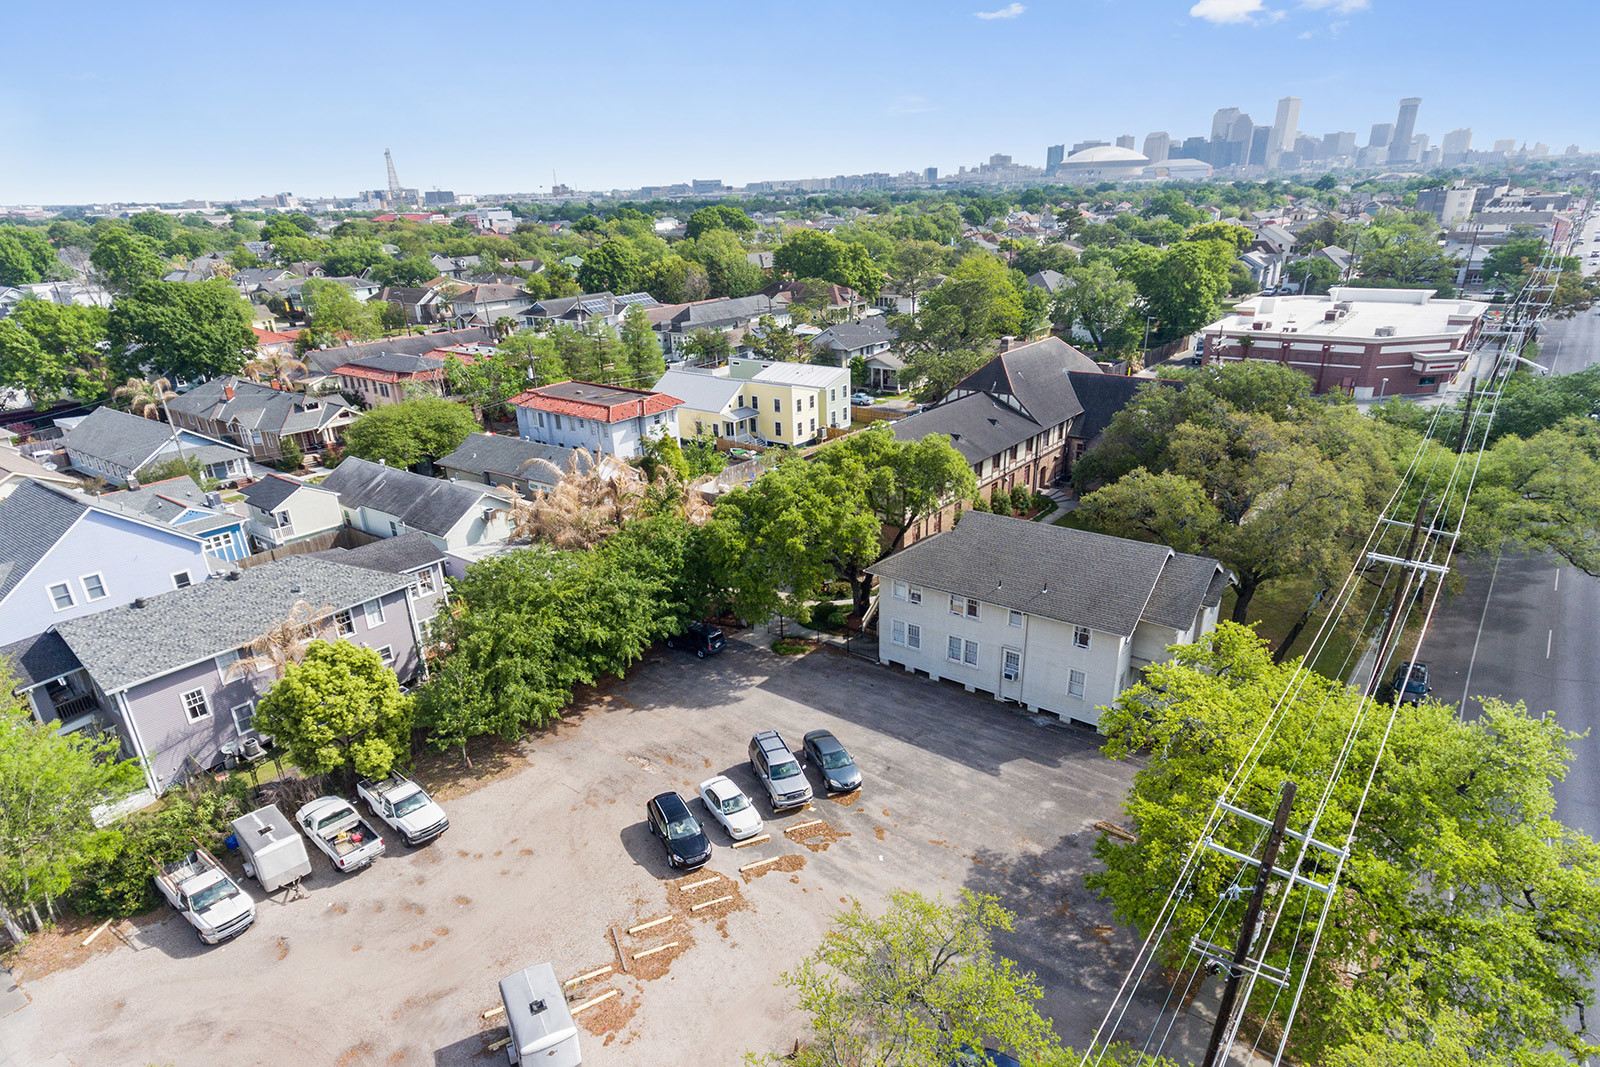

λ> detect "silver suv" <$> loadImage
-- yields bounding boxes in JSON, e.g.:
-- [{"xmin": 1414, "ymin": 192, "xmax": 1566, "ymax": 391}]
[{"xmin": 748, "ymin": 730, "xmax": 813, "ymax": 810}]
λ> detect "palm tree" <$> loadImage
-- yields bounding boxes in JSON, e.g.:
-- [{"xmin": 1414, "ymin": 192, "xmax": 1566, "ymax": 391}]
[
  {"xmin": 493, "ymin": 316, "xmax": 516, "ymax": 341},
  {"xmin": 115, "ymin": 376, "xmax": 175, "ymax": 420},
  {"xmin": 245, "ymin": 350, "xmax": 310, "ymax": 389},
  {"xmin": 506, "ymin": 448, "xmax": 653, "ymax": 548},
  {"xmin": 227, "ymin": 600, "xmax": 336, "ymax": 681}
]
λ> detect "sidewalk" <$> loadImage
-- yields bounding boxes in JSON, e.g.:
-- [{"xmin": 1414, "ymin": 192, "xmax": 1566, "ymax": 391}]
[{"xmin": 1037, "ymin": 487, "xmax": 1078, "ymax": 522}]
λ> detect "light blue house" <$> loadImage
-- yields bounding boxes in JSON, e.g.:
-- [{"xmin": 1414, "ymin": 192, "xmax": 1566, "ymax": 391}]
[
  {"xmin": 98, "ymin": 477, "xmax": 251, "ymax": 563},
  {"xmin": 0, "ymin": 479, "xmax": 217, "ymax": 646}
]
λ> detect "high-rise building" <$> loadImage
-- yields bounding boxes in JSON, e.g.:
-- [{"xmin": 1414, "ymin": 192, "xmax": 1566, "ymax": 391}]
[
  {"xmin": 1441, "ymin": 128, "xmax": 1472, "ymax": 160},
  {"xmin": 1492, "ymin": 138, "xmax": 1516, "ymax": 154},
  {"xmin": 1176, "ymin": 135, "xmax": 1210, "ymax": 160},
  {"xmin": 1369, "ymin": 123, "xmax": 1394, "ymax": 149},
  {"xmin": 1388, "ymin": 97, "xmax": 1421, "ymax": 163},
  {"xmin": 1211, "ymin": 107, "xmax": 1244, "ymax": 141},
  {"xmin": 1070, "ymin": 139, "xmax": 1107, "ymax": 155},
  {"xmin": 1249, "ymin": 126, "xmax": 1272, "ymax": 167},
  {"xmin": 1115, "ymin": 134, "xmax": 1136, "ymax": 150},
  {"xmin": 1408, "ymin": 134, "xmax": 1428, "ymax": 163},
  {"xmin": 1269, "ymin": 96, "xmax": 1302, "ymax": 161},
  {"xmin": 1295, "ymin": 134, "xmax": 1320, "ymax": 161},
  {"xmin": 1046, "ymin": 145, "xmax": 1065, "ymax": 173},
  {"xmin": 1568, "ymin": 145, "xmax": 1582, "ymax": 156},
  {"xmin": 1210, "ymin": 110, "xmax": 1252, "ymax": 167},
  {"xmin": 925, "ymin": 166, "xmax": 938, "ymax": 181},
  {"xmin": 1143, "ymin": 132, "xmax": 1171, "ymax": 163},
  {"xmin": 1322, "ymin": 131, "xmax": 1356, "ymax": 158}
]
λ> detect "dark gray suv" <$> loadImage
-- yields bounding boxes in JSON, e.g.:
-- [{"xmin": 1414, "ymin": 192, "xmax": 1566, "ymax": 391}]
[{"xmin": 748, "ymin": 730, "xmax": 813, "ymax": 810}]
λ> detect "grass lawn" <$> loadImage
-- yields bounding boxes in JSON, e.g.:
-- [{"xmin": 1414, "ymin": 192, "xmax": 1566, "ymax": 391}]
[
  {"xmin": 1223, "ymin": 574, "xmax": 1393, "ymax": 681},
  {"xmin": 1051, "ymin": 509, "xmax": 1091, "ymax": 530}
]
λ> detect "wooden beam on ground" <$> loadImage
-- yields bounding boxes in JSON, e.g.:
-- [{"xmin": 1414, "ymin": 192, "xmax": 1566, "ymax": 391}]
[
  {"xmin": 731, "ymin": 834, "xmax": 771, "ymax": 849},
  {"xmin": 480, "ymin": 1004, "xmax": 505, "ymax": 1020},
  {"xmin": 739, "ymin": 856, "xmax": 782, "ymax": 874},
  {"xmin": 571, "ymin": 988, "xmax": 621, "ymax": 1014},
  {"xmin": 785, "ymin": 819, "xmax": 823, "ymax": 833},
  {"xmin": 81, "ymin": 919, "xmax": 114, "ymax": 947},
  {"xmin": 563, "ymin": 965, "xmax": 613, "ymax": 988},
  {"xmin": 692, "ymin": 894, "xmax": 735, "ymax": 911},
  {"xmin": 678, "ymin": 874, "xmax": 722, "ymax": 891},
  {"xmin": 631, "ymin": 940, "xmax": 680, "ymax": 961},
  {"xmin": 627, "ymin": 915, "xmax": 673, "ymax": 935}
]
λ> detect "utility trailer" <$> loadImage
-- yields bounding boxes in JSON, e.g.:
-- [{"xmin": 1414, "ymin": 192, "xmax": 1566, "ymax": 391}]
[{"xmin": 231, "ymin": 804, "xmax": 313, "ymax": 893}]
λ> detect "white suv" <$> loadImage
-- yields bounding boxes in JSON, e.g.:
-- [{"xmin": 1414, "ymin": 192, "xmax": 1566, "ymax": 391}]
[{"xmin": 748, "ymin": 730, "xmax": 813, "ymax": 811}]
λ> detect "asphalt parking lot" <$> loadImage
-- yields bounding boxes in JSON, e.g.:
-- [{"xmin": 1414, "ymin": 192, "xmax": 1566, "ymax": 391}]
[{"xmin": 9, "ymin": 634, "xmax": 1147, "ymax": 1066}]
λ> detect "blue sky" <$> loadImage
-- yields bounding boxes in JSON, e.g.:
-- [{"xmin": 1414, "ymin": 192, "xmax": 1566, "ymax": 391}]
[{"xmin": 3, "ymin": 0, "xmax": 1595, "ymax": 204}]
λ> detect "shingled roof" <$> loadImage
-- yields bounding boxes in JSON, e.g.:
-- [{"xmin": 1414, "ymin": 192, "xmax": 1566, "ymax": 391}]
[
  {"xmin": 0, "ymin": 480, "xmax": 92, "ymax": 603},
  {"xmin": 435, "ymin": 433, "xmax": 582, "ymax": 485},
  {"xmin": 300, "ymin": 327, "xmax": 495, "ymax": 376},
  {"xmin": 53, "ymin": 555, "xmax": 406, "ymax": 695},
  {"xmin": 319, "ymin": 457, "xmax": 508, "ymax": 537},
  {"xmin": 309, "ymin": 530, "xmax": 447, "ymax": 576},
  {"xmin": 867, "ymin": 511, "xmax": 1225, "ymax": 638}
]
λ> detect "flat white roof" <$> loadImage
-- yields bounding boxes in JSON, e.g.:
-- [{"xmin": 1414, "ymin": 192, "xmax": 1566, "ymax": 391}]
[
  {"xmin": 750, "ymin": 362, "xmax": 848, "ymax": 388},
  {"xmin": 1207, "ymin": 286, "xmax": 1487, "ymax": 342}
]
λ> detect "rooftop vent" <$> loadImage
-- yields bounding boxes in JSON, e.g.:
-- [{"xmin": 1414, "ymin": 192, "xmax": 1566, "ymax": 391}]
[
  {"xmin": 1375, "ymin": 325, "xmax": 1397, "ymax": 337},
  {"xmin": 132, "ymin": 597, "xmax": 149, "ymax": 609}
]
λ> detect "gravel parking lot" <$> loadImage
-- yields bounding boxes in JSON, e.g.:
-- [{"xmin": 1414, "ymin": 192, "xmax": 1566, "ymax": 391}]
[{"xmin": 9, "ymin": 634, "xmax": 1149, "ymax": 1066}]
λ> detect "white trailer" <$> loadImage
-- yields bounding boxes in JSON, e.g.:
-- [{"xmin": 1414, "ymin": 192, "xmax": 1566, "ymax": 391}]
[
  {"xmin": 231, "ymin": 804, "xmax": 312, "ymax": 893},
  {"xmin": 498, "ymin": 963, "xmax": 581, "ymax": 1066}
]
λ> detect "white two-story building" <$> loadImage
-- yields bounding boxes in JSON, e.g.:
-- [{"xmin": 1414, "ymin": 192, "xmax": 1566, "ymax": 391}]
[{"xmin": 867, "ymin": 512, "xmax": 1230, "ymax": 726}]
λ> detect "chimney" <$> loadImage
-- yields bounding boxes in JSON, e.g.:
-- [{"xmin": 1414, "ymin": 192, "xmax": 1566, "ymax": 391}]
[
  {"xmin": 223, "ymin": 384, "xmax": 235, "ymax": 401},
  {"xmin": 126, "ymin": 475, "xmax": 141, "ymax": 490},
  {"xmin": 998, "ymin": 336, "xmax": 1016, "ymax": 353}
]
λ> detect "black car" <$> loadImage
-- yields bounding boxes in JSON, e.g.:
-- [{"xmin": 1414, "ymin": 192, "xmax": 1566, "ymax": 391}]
[
  {"xmin": 666, "ymin": 621, "xmax": 725, "ymax": 658},
  {"xmin": 1390, "ymin": 661, "xmax": 1431, "ymax": 705},
  {"xmin": 802, "ymin": 729, "xmax": 862, "ymax": 793},
  {"xmin": 645, "ymin": 791, "xmax": 712, "ymax": 869}
]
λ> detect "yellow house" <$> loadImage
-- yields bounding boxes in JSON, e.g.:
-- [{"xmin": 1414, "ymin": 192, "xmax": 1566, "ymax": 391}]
[{"xmin": 654, "ymin": 359, "xmax": 851, "ymax": 447}]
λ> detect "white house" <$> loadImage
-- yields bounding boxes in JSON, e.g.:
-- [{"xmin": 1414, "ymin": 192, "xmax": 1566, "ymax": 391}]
[
  {"xmin": 237, "ymin": 474, "xmax": 345, "ymax": 550},
  {"xmin": 867, "ymin": 512, "xmax": 1230, "ymax": 726},
  {"xmin": 510, "ymin": 381, "xmax": 684, "ymax": 460},
  {"xmin": 317, "ymin": 457, "xmax": 511, "ymax": 572}
]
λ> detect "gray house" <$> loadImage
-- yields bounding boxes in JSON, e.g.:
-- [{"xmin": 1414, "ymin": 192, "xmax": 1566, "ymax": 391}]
[
  {"xmin": 3, "ymin": 555, "xmax": 424, "ymax": 793},
  {"xmin": 60, "ymin": 406, "xmax": 256, "ymax": 486},
  {"xmin": 435, "ymin": 433, "xmax": 582, "ymax": 496},
  {"xmin": 319, "ymin": 457, "xmax": 512, "ymax": 570},
  {"xmin": 309, "ymin": 530, "xmax": 450, "ymax": 626}
]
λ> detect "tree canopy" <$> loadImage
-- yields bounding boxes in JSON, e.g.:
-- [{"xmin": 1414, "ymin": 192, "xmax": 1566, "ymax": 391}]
[
  {"xmin": 0, "ymin": 299, "xmax": 110, "ymax": 407},
  {"xmin": 107, "ymin": 279, "xmax": 256, "ymax": 383},
  {"xmin": 253, "ymin": 641, "xmax": 413, "ymax": 780},
  {"xmin": 342, "ymin": 396, "xmax": 480, "ymax": 469}
]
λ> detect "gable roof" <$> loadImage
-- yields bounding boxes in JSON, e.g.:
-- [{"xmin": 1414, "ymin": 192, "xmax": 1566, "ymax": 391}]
[
  {"xmin": 813, "ymin": 318, "xmax": 898, "ymax": 353},
  {"xmin": 308, "ymin": 530, "xmax": 447, "ymax": 576},
  {"xmin": 890, "ymin": 392, "xmax": 1049, "ymax": 465},
  {"xmin": 1065, "ymin": 371, "xmax": 1185, "ymax": 444},
  {"xmin": 319, "ymin": 457, "xmax": 507, "ymax": 537},
  {"xmin": 1141, "ymin": 551, "xmax": 1229, "ymax": 630},
  {"xmin": 53, "ymin": 556, "xmax": 406, "ymax": 695},
  {"xmin": 953, "ymin": 337, "xmax": 1101, "ymax": 428},
  {"xmin": 97, "ymin": 478, "xmax": 241, "ymax": 536},
  {"xmin": 0, "ymin": 630, "xmax": 83, "ymax": 690},
  {"xmin": 166, "ymin": 378, "xmax": 354, "ymax": 436},
  {"xmin": 868, "ymin": 511, "xmax": 1179, "ymax": 637},
  {"xmin": 435, "ymin": 433, "xmax": 583, "ymax": 484},
  {"xmin": 509, "ymin": 381, "xmax": 684, "ymax": 422},
  {"xmin": 61, "ymin": 407, "xmax": 184, "ymax": 472},
  {"xmin": 1025, "ymin": 269, "xmax": 1066, "ymax": 293},
  {"xmin": 0, "ymin": 480, "xmax": 91, "ymax": 603},
  {"xmin": 651, "ymin": 369, "xmax": 745, "ymax": 414},
  {"xmin": 238, "ymin": 473, "xmax": 329, "ymax": 513},
  {"xmin": 301, "ymin": 327, "xmax": 494, "ymax": 376}
]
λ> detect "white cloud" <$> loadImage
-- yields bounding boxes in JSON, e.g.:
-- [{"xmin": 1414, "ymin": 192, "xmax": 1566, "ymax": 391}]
[
  {"xmin": 974, "ymin": 3, "xmax": 1026, "ymax": 19},
  {"xmin": 1298, "ymin": 28, "xmax": 1315, "ymax": 37},
  {"xmin": 1300, "ymin": 0, "xmax": 1370, "ymax": 11},
  {"xmin": 1189, "ymin": 0, "xmax": 1277, "ymax": 23},
  {"xmin": 887, "ymin": 95, "xmax": 936, "ymax": 116}
]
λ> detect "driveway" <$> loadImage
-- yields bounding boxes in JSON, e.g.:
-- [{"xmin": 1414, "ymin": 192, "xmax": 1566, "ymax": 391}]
[{"xmin": 13, "ymin": 635, "xmax": 1157, "ymax": 1066}]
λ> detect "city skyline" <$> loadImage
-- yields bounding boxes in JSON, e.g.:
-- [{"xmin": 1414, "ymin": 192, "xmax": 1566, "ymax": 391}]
[{"xmin": 4, "ymin": 0, "xmax": 1598, "ymax": 203}]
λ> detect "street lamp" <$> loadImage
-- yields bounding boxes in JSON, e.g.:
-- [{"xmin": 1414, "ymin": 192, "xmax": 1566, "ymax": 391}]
[{"xmin": 1379, "ymin": 377, "xmax": 1388, "ymax": 399}]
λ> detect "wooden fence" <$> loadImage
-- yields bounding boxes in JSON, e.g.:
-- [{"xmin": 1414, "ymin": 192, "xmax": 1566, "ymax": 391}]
[{"xmin": 235, "ymin": 526, "xmax": 381, "ymax": 569}]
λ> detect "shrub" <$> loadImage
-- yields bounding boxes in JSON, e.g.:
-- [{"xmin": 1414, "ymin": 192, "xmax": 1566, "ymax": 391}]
[
  {"xmin": 275, "ymin": 440, "xmax": 303, "ymax": 473},
  {"xmin": 1009, "ymin": 485, "xmax": 1032, "ymax": 514},
  {"xmin": 72, "ymin": 778, "xmax": 254, "ymax": 920},
  {"xmin": 772, "ymin": 637, "xmax": 811, "ymax": 656},
  {"xmin": 969, "ymin": 494, "xmax": 989, "ymax": 513}
]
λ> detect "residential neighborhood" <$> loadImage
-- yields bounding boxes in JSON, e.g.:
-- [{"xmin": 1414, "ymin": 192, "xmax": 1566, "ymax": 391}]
[{"xmin": 3, "ymin": 13, "xmax": 1600, "ymax": 1064}]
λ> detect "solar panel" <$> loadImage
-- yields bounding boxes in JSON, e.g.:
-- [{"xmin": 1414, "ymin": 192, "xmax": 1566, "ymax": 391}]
[
  {"xmin": 579, "ymin": 299, "xmax": 610, "ymax": 315},
  {"xmin": 615, "ymin": 293, "xmax": 659, "ymax": 308}
]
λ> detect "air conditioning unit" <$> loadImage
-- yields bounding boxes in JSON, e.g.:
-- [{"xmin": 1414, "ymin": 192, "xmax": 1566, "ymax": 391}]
[{"xmin": 1375, "ymin": 325, "xmax": 1397, "ymax": 337}]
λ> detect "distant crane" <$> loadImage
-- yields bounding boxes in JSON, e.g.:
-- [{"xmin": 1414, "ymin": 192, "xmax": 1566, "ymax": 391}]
[{"xmin": 385, "ymin": 149, "xmax": 403, "ymax": 198}]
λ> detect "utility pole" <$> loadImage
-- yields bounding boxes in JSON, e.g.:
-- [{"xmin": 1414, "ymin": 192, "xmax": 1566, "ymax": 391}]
[
  {"xmin": 1454, "ymin": 377, "xmax": 1476, "ymax": 454},
  {"xmin": 1200, "ymin": 780, "xmax": 1297, "ymax": 1067},
  {"xmin": 1365, "ymin": 493, "xmax": 1430, "ymax": 700}
]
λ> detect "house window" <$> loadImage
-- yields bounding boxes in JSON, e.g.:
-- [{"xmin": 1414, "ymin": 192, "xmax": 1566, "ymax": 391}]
[
  {"xmin": 830, "ymin": 388, "xmax": 836, "ymax": 402},
  {"xmin": 947, "ymin": 635, "xmax": 962, "ymax": 662},
  {"xmin": 1009, "ymin": 609, "xmax": 1023, "ymax": 628},
  {"xmin": 412, "ymin": 567, "xmax": 436, "ymax": 596},
  {"xmin": 808, "ymin": 395, "xmax": 815, "ymax": 409},
  {"xmin": 772, "ymin": 398, "xmax": 781, "ymax": 413},
  {"xmin": 171, "ymin": 571, "xmax": 193, "ymax": 589},
  {"xmin": 893, "ymin": 581, "xmax": 907, "ymax": 600},
  {"xmin": 364, "ymin": 599, "xmax": 385, "ymax": 626},
  {"xmin": 555, "ymin": 414, "xmax": 563, "ymax": 429},
  {"xmin": 907, "ymin": 586, "xmax": 922, "ymax": 605},
  {"xmin": 906, "ymin": 623, "xmax": 921, "ymax": 649},
  {"xmin": 695, "ymin": 420, "xmax": 704, "ymax": 435},
  {"xmin": 723, "ymin": 421, "xmax": 733, "ymax": 437},
  {"xmin": 335, "ymin": 609, "xmax": 355, "ymax": 635},
  {"xmin": 949, "ymin": 595, "xmax": 963, "ymax": 616},
  {"xmin": 376, "ymin": 645, "xmax": 395, "ymax": 666},
  {"xmin": 1074, "ymin": 626, "xmax": 1091, "ymax": 649},
  {"xmin": 809, "ymin": 418, "xmax": 816, "ymax": 433},
  {"xmin": 389, "ymin": 520, "xmax": 402, "ymax": 536},
  {"xmin": 378, "ymin": 383, "xmax": 391, "ymax": 398},
  {"xmin": 796, "ymin": 423, "xmax": 803, "ymax": 438},
  {"xmin": 962, "ymin": 639, "xmax": 979, "ymax": 666},
  {"xmin": 892, "ymin": 619, "xmax": 907, "ymax": 645},
  {"xmin": 273, "ymin": 509, "xmax": 293, "ymax": 531},
  {"xmin": 965, "ymin": 598, "xmax": 980, "ymax": 619},
  {"xmin": 80, "ymin": 574, "xmax": 107, "ymax": 601},
  {"xmin": 773, "ymin": 421, "xmax": 781, "ymax": 436},
  {"xmin": 203, "ymin": 531, "xmax": 237, "ymax": 557},
  {"xmin": 230, "ymin": 701, "xmax": 256, "ymax": 737},
  {"xmin": 1068, "ymin": 669, "xmax": 1087, "ymax": 699},
  {"xmin": 48, "ymin": 583, "xmax": 75, "ymax": 611},
  {"xmin": 181, "ymin": 687, "xmax": 211, "ymax": 722}
]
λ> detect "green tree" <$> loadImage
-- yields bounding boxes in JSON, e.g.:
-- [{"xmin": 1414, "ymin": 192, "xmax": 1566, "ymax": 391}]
[
  {"xmin": 252, "ymin": 641, "xmax": 414, "ymax": 780},
  {"xmin": 682, "ymin": 435, "xmax": 727, "ymax": 477},
  {"xmin": 1184, "ymin": 220, "xmax": 1253, "ymax": 250},
  {"xmin": 1127, "ymin": 239, "xmax": 1233, "ymax": 340},
  {"xmin": 577, "ymin": 239, "xmax": 641, "ymax": 294},
  {"xmin": 1481, "ymin": 237, "xmax": 1545, "ymax": 285},
  {"xmin": 1071, "ymin": 468, "xmax": 1220, "ymax": 555},
  {"xmin": 899, "ymin": 346, "xmax": 990, "ymax": 404},
  {"xmin": 445, "ymin": 348, "xmax": 529, "ymax": 416},
  {"xmin": 497, "ymin": 330, "xmax": 569, "ymax": 387},
  {"xmin": 343, "ymin": 397, "xmax": 480, "ymax": 468},
  {"xmin": 0, "ymin": 228, "xmax": 58, "ymax": 286},
  {"xmin": 772, "ymin": 230, "xmax": 883, "ymax": 299},
  {"xmin": 685, "ymin": 228, "xmax": 764, "ymax": 298},
  {"xmin": 89, "ymin": 225, "xmax": 165, "ymax": 294},
  {"xmin": 1093, "ymin": 624, "xmax": 1600, "ymax": 1064},
  {"xmin": 619, "ymin": 304, "xmax": 665, "ymax": 381},
  {"xmin": 107, "ymin": 279, "xmax": 256, "ymax": 382},
  {"xmin": 0, "ymin": 666, "xmax": 142, "ymax": 940},
  {"xmin": 301, "ymin": 278, "xmax": 380, "ymax": 342},
  {"xmin": 1286, "ymin": 257, "xmax": 1342, "ymax": 295},
  {"xmin": 320, "ymin": 239, "xmax": 388, "ymax": 278},
  {"xmin": 755, "ymin": 890, "xmax": 1069, "ymax": 1067},
  {"xmin": 683, "ymin": 328, "xmax": 732, "ymax": 363},
  {"xmin": 1053, "ymin": 261, "xmax": 1140, "ymax": 352},
  {"xmin": 898, "ymin": 254, "xmax": 1027, "ymax": 357},
  {"xmin": 685, "ymin": 205, "xmax": 755, "ymax": 241},
  {"xmin": 888, "ymin": 239, "xmax": 945, "ymax": 320},
  {"xmin": 0, "ymin": 300, "xmax": 109, "ymax": 406}
]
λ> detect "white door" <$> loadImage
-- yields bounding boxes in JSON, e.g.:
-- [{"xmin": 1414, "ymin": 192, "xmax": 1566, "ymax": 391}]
[{"xmin": 1001, "ymin": 647, "xmax": 1023, "ymax": 702}]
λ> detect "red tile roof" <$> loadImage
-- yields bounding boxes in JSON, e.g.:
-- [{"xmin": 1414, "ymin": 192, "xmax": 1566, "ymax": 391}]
[
  {"xmin": 333, "ymin": 363, "xmax": 447, "ymax": 384},
  {"xmin": 509, "ymin": 381, "xmax": 684, "ymax": 422},
  {"xmin": 251, "ymin": 327, "xmax": 301, "ymax": 344}
]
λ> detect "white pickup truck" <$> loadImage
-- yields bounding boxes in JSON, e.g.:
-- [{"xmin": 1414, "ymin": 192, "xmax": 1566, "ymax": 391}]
[
  {"xmin": 357, "ymin": 773, "xmax": 449, "ymax": 847},
  {"xmin": 154, "ymin": 850, "xmax": 256, "ymax": 944},
  {"xmin": 295, "ymin": 796, "xmax": 387, "ymax": 872}
]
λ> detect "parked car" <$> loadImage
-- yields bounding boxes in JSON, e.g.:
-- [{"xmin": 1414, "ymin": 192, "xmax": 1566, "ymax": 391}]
[
  {"xmin": 645, "ymin": 791, "xmax": 712, "ymax": 869},
  {"xmin": 802, "ymin": 729, "xmax": 862, "ymax": 793},
  {"xmin": 358, "ymin": 773, "xmax": 449, "ymax": 846},
  {"xmin": 1390, "ymin": 661, "xmax": 1431, "ymax": 705},
  {"xmin": 296, "ymin": 796, "xmax": 386, "ymax": 873},
  {"xmin": 697, "ymin": 775, "xmax": 763, "ymax": 840},
  {"xmin": 748, "ymin": 730, "xmax": 813, "ymax": 810},
  {"xmin": 666, "ymin": 621, "xmax": 725, "ymax": 658},
  {"xmin": 154, "ymin": 850, "xmax": 256, "ymax": 944},
  {"xmin": 851, "ymin": 392, "xmax": 875, "ymax": 406}
]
